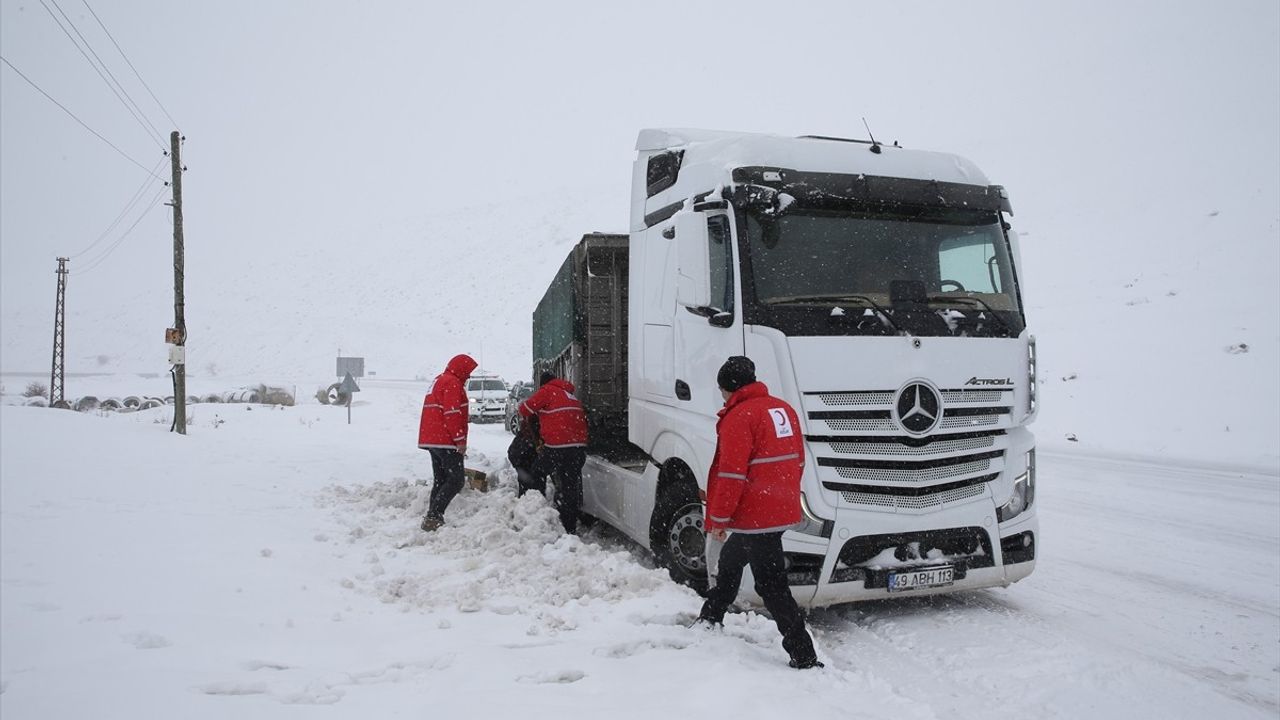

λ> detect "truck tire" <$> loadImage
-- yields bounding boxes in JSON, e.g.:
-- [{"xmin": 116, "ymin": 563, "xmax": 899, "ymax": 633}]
[
  {"xmin": 326, "ymin": 382, "xmax": 349, "ymax": 406},
  {"xmin": 650, "ymin": 481, "xmax": 709, "ymax": 595}
]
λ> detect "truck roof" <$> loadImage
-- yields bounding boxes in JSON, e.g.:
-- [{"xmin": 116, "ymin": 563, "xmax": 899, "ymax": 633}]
[{"xmin": 636, "ymin": 127, "xmax": 990, "ymax": 189}]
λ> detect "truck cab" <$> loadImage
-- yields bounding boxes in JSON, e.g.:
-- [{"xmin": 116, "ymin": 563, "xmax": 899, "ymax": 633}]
[{"xmin": 539, "ymin": 128, "xmax": 1037, "ymax": 606}]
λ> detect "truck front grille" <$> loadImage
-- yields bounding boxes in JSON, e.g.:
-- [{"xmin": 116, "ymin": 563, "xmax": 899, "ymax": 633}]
[
  {"xmin": 821, "ymin": 418, "xmax": 898, "ymax": 433},
  {"xmin": 804, "ymin": 387, "xmax": 1013, "ymax": 510},
  {"xmin": 830, "ymin": 455, "xmax": 996, "ymax": 483},
  {"xmin": 815, "ymin": 391, "xmax": 894, "ymax": 406},
  {"xmin": 837, "ymin": 481, "xmax": 989, "ymax": 509},
  {"xmin": 826, "ymin": 473, "xmax": 996, "ymax": 509},
  {"xmin": 829, "ymin": 435, "xmax": 995, "ymax": 457}
]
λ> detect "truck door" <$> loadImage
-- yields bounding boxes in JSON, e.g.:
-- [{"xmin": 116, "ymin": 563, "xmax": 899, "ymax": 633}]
[{"xmin": 674, "ymin": 212, "xmax": 745, "ymax": 422}]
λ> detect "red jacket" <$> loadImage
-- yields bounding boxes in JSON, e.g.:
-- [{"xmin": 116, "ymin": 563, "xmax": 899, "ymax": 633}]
[
  {"xmin": 418, "ymin": 354, "xmax": 477, "ymax": 449},
  {"xmin": 518, "ymin": 378, "xmax": 587, "ymax": 448},
  {"xmin": 704, "ymin": 382, "xmax": 804, "ymax": 533}
]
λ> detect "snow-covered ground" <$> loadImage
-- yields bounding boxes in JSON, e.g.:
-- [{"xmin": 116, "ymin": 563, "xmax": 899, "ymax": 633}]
[{"xmin": 2, "ymin": 379, "xmax": 1276, "ymax": 718}]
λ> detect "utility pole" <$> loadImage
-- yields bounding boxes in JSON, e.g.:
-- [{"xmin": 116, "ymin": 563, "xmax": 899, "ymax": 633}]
[
  {"xmin": 49, "ymin": 257, "xmax": 68, "ymax": 407},
  {"xmin": 169, "ymin": 130, "xmax": 187, "ymax": 434}
]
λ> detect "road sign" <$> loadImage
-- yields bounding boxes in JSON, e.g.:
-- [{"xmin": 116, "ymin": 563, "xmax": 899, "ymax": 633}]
[
  {"xmin": 340, "ymin": 372, "xmax": 360, "ymax": 424},
  {"xmin": 339, "ymin": 372, "xmax": 361, "ymax": 394},
  {"xmin": 336, "ymin": 356, "xmax": 365, "ymax": 378}
]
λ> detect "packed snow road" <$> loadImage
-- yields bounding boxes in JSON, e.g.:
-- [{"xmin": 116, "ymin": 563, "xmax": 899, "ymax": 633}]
[
  {"xmin": 809, "ymin": 451, "xmax": 1279, "ymax": 717},
  {"xmin": 1, "ymin": 379, "xmax": 1276, "ymax": 719}
]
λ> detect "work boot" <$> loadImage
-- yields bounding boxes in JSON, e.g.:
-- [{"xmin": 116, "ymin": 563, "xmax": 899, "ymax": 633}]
[
  {"xmin": 420, "ymin": 515, "xmax": 444, "ymax": 532},
  {"xmin": 788, "ymin": 657, "xmax": 825, "ymax": 670},
  {"xmin": 687, "ymin": 616, "xmax": 722, "ymax": 631}
]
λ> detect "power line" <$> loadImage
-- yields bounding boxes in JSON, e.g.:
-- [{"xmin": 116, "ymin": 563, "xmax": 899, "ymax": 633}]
[
  {"xmin": 80, "ymin": 0, "xmax": 181, "ymax": 132},
  {"xmin": 69, "ymin": 155, "xmax": 166, "ymax": 260},
  {"xmin": 0, "ymin": 55, "xmax": 164, "ymax": 181},
  {"xmin": 47, "ymin": 0, "xmax": 168, "ymax": 144},
  {"xmin": 38, "ymin": 0, "xmax": 166, "ymax": 149},
  {"xmin": 73, "ymin": 185, "xmax": 169, "ymax": 276}
]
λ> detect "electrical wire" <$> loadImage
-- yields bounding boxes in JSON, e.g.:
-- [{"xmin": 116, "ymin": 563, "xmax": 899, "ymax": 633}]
[
  {"xmin": 80, "ymin": 0, "xmax": 181, "ymax": 132},
  {"xmin": 47, "ymin": 0, "xmax": 168, "ymax": 143},
  {"xmin": 68, "ymin": 156, "xmax": 167, "ymax": 260},
  {"xmin": 38, "ymin": 0, "xmax": 165, "ymax": 149},
  {"xmin": 0, "ymin": 55, "xmax": 164, "ymax": 181},
  {"xmin": 72, "ymin": 185, "xmax": 169, "ymax": 276}
]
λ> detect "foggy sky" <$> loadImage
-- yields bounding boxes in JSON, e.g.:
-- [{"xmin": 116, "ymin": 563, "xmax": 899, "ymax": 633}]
[{"xmin": 2, "ymin": 0, "xmax": 1278, "ymax": 372}]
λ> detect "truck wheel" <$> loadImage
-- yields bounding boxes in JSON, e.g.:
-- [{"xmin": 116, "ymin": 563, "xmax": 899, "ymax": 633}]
[
  {"xmin": 327, "ymin": 383, "xmax": 349, "ymax": 406},
  {"xmin": 651, "ymin": 483, "xmax": 709, "ymax": 594}
]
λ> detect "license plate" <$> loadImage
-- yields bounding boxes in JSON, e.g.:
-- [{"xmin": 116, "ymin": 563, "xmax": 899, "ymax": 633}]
[{"xmin": 887, "ymin": 565, "xmax": 955, "ymax": 592}]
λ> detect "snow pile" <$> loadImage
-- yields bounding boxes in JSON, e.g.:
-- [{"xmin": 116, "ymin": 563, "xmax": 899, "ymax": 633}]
[{"xmin": 320, "ymin": 473, "xmax": 672, "ymax": 614}]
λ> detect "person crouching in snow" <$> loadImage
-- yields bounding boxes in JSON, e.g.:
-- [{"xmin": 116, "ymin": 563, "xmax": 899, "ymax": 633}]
[
  {"xmin": 518, "ymin": 371, "xmax": 588, "ymax": 533},
  {"xmin": 694, "ymin": 356, "xmax": 823, "ymax": 669},
  {"xmin": 417, "ymin": 353, "xmax": 477, "ymax": 531},
  {"xmin": 508, "ymin": 413, "xmax": 543, "ymax": 498}
]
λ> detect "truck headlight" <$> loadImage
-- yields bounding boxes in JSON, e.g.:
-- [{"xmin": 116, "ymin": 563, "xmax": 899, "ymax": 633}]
[
  {"xmin": 997, "ymin": 449, "xmax": 1036, "ymax": 522},
  {"xmin": 794, "ymin": 493, "xmax": 834, "ymax": 538}
]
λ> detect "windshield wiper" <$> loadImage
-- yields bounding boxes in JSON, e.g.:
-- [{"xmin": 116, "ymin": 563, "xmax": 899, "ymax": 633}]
[
  {"xmin": 768, "ymin": 294, "xmax": 903, "ymax": 334},
  {"xmin": 929, "ymin": 296, "xmax": 1014, "ymax": 337}
]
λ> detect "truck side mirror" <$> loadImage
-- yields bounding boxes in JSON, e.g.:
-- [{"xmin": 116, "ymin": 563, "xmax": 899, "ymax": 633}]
[{"xmin": 674, "ymin": 211, "xmax": 711, "ymax": 308}]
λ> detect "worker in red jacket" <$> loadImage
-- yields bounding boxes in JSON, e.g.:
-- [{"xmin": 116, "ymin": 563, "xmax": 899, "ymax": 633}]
[
  {"xmin": 518, "ymin": 372, "xmax": 588, "ymax": 533},
  {"xmin": 696, "ymin": 356, "xmax": 822, "ymax": 669},
  {"xmin": 417, "ymin": 353, "xmax": 478, "ymax": 531}
]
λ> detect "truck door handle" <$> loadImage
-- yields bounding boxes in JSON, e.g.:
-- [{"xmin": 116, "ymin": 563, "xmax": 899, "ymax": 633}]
[{"xmin": 675, "ymin": 380, "xmax": 691, "ymax": 401}]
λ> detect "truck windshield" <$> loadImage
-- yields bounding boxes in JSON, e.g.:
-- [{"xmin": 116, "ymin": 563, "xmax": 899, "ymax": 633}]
[{"xmin": 741, "ymin": 207, "xmax": 1025, "ymax": 338}]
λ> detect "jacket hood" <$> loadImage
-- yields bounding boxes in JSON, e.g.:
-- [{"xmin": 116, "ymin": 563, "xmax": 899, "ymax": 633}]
[
  {"xmin": 719, "ymin": 381, "xmax": 769, "ymax": 417},
  {"xmin": 547, "ymin": 378, "xmax": 576, "ymax": 394},
  {"xmin": 446, "ymin": 354, "xmax": 478, "ymax": 379}
]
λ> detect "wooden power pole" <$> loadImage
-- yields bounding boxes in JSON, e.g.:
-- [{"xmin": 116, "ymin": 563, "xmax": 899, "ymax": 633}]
[
  {"xmin": 169, "ymin": 130, "xmax": 187, "ymax": 434},
  {"xmin": 49, "ymin": 256, "xmax": 68, "ymax": 407}
]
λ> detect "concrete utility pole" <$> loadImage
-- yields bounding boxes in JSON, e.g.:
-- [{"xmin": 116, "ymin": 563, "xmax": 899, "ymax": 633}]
[
  {"xmin": 169, "ymin": 130, "xmax": 187, "ymax": 434},
  {"xmin": 49, "ymin": 257, "xmax": 68, "ymax": 407}
]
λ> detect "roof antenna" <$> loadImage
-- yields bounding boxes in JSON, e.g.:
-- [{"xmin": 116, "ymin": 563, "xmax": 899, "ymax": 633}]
[{"xmin": 862, "ymin": 117, "xmax": 883, "ymax": 154}]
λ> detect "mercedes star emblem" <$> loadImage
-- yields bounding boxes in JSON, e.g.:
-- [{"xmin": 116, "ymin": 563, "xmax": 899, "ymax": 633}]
[{"xmin": 894, "ymin": 381, "xmax": 943, "ymax": 435}]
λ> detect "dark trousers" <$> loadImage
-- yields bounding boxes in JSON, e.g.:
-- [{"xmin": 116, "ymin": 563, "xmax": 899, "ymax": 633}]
[
  {"xmin": 534, "ymin": 447, "xmax": 585, "ymax": 533},
  {"xmin": 426, "ymin": 448, "xmax": 465, "ymax": 520},
  {"xmin": 515, "ymin": 467, "xmax": 546, "ymax": 498},
  {"xmin": 509, "ymin": 434, "xmax": 544, "ymax": 498},
  {"xmin": 699, "ymin": 531, "xmax": 818, "ymax": 664}
]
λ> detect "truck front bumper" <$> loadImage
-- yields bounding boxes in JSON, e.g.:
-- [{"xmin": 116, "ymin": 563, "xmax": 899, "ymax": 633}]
[{"xmin": 767, "ymin": 501, "xmax": 1039, "ymax": 608}]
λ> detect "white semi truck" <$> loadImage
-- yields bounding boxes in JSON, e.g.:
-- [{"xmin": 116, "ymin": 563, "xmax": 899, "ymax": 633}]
[{"xmin": 532, "ymin": 128, "xmax": 1037, "ymax": 606}]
